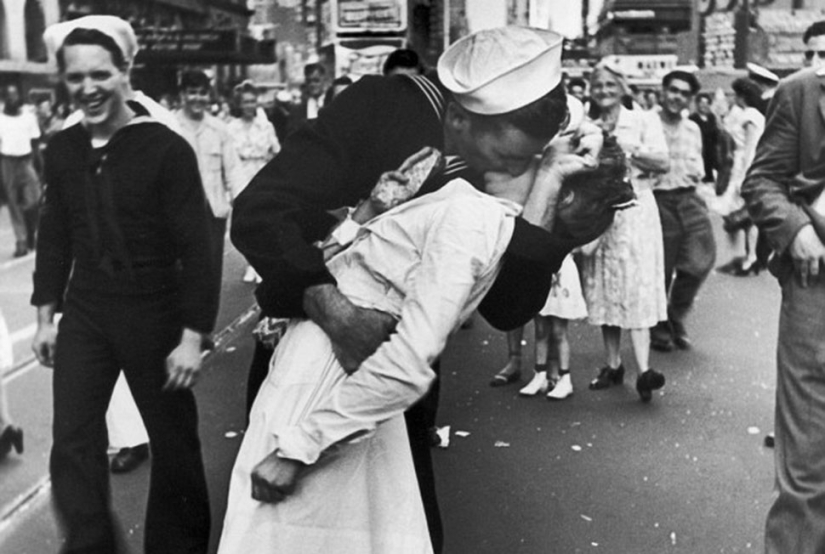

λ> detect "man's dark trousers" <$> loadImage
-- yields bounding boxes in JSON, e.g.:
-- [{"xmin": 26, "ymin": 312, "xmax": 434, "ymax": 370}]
[
  {"xmin": 51, "ymin": 286, "xmax": 210, "ymax": 554},
  {"xmin": 654, "ymin": 189, "xmax": 716, "ymax": 333}
]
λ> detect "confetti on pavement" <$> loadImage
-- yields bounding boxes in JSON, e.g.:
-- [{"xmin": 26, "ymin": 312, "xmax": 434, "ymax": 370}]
[
  {"xmin": 436, "ymin": 426, "xmax": 450, "ymax": 449},
  {"xmin": 494, "ymin": 441, "xmax": 510, "ymax": 448}
]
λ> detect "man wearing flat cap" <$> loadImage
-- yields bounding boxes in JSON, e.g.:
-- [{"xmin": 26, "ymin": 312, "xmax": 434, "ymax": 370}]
[
  {"xmin": 33, "ymin": 15, "xmax": 219, "ymax": 554},
  {"xmin": 231, "ymin": 26, "xmax": 604, "ymax": 552}
]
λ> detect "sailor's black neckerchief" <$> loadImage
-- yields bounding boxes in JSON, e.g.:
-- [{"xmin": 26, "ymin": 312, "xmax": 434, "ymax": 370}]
[{"xmin": 83, "ymin": 100, "xmax": 153, "ymax": 279}]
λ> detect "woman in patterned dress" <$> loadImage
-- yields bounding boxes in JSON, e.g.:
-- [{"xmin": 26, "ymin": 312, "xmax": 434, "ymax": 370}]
[{"xmin": 580, "ymin": 62, "xmax": 670, "ymax": 402}]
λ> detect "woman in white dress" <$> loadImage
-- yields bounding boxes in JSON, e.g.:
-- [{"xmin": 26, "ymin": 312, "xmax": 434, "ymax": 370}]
[
  {"xmin": 717, "ymin": 78, "xmax": 766, "ymax": 275},
  {"xmin": 579, "ymin": 62, "xmax": 670, "ymax": 402},
  {"xmin": 227, "ymin": 81, "xmax": 281, "ymax": 284}
]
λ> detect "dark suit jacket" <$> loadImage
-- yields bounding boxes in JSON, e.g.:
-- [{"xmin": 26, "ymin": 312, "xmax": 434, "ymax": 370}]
[
  {"xmin": 742, "ymin": 68, "xmax": 825, "ymax": 279},
  {"xmin": 286, "ymin": 97, "xmax": 323, "ymax": 137}
]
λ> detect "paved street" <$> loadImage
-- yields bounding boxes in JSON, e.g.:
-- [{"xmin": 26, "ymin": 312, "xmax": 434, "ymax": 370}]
[{"xmin": 0, "ymin": 205, "xmax": 778, "ymax": 554}]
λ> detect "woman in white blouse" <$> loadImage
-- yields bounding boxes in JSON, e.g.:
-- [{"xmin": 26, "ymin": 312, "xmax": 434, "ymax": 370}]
[{"xmin": 718, "ymin": 78, "xmax": 766, "ymax": 275}]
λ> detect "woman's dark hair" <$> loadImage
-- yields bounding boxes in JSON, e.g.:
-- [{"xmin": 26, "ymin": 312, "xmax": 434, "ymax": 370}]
[
  {"xmin": 57, "ymin": 28, "xmax": 127, "ymax": 72},
  {"xmin": 465, "ymin": 82, "xmax": 568, "ymax": 143},
  {"xmin": 731, "ymin": 77, "xmax": 762, "ymax": 108},
  {"xmin": 554, "ymin": 133, "xmax": 635, "ymax": 244}
]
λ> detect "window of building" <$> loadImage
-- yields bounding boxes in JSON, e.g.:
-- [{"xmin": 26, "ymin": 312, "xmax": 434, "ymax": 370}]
[{"xmin": 25, "ymin": 0, "xmax": 47, "ymax": 62}]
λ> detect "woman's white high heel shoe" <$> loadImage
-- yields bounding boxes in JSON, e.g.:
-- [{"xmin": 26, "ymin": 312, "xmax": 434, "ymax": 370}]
[
  {"xmin": 519, "ymin": 371, "xmax": 549, "ymax": 396},
  {"xmin": 547, "ymin": 373, "xmax": 573, "ymax": 400}
]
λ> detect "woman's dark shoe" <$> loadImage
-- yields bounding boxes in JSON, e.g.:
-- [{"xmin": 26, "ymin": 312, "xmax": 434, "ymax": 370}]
[
  {"xmin": 489, "ymin": 370, "xmax": 522, "ymax": 387},
  {"xmin": 589, "ymin": 365, "xmax": 625, "ymax": 390},
  {"xmin": 110, "ymin": 443, "xmax": 150, "ymax": 474},
  {"xmin": 0, "ymin": 425, "xmax": 24, "ymax": 459},
  {"xmin": 636, "ymin": 369, "xmax": 666, "ymax": 403}
]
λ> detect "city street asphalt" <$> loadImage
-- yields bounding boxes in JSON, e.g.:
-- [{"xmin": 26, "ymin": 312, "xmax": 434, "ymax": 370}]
[{"xmin": 0, "ymin": 207, "xmax": 779, "ymax": 553}]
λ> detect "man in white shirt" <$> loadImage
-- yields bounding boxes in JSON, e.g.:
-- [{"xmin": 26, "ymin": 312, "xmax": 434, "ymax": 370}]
[
  {"xmin": 175, "ymin": 70, "xmax": 243, "ymax": 292},
  {"xmin": 0, "ymin": 84, "xmax": 42, "ymax": 257}
]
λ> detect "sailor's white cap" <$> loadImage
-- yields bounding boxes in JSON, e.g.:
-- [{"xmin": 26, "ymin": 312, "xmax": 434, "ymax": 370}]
[
  {"xmin": 746, "ymin": 63, "xmax": 779, "ymax": 85},
  {"xmin": 44, "ymin": 15, "xmax": 139, "ymax": 68},
  {"xmin": 437, "ymin": 26, "xmax": 564, "ymax": 115}
]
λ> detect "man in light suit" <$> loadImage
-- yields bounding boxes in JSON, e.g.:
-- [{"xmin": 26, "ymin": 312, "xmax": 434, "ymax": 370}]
[{"xmin": 742, "ymin": 62, "xmax": 825, "ymax": 553}]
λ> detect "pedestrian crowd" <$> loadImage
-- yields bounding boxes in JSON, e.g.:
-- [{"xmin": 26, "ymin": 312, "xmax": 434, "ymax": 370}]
[{"xmin": 0, "ymin": 11, "xmax": 821, "ymax": 554}]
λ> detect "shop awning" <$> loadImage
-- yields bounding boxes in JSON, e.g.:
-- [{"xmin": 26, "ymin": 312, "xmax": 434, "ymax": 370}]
[{"xmin": 134, "ymin": 28, "xmax": 276, "ymax": 65}]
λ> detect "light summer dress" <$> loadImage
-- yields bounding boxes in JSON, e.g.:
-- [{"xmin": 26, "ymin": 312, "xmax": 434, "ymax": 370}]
[{"xmin": 581, "ymin": 107, "xmax": 668, "ymax": 329}]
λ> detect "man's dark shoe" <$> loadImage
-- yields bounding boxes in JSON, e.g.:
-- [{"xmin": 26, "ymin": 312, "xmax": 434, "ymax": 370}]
[
  {"xmin": 651, "ymin": 336, "xmax": 675, "ymax": 352},
  {"xmin": 670, "ymin": 320, "xmax": 692, "ymax": 350},
  {"xmin": 12, "ymin": 245, "xmax": 28, "ymax": 258},
  {"xmin": 110, "ymin": 443, "xmax": 150, "ymax": 474},
  {"xmin": 651, "ymin": 321, "xmax": 676, "ymax": 352}
]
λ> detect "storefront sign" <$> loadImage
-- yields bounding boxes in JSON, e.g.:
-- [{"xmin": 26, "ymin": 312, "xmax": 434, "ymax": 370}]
[
  {"xmin": 333, "ymin": 0, "xmax": 407, "ymax": 33},
  {"xmin": 611, "ymin": 10, "xmax": 656, "ymax": 20},
  {"xmin": 601, "ymin": 54, "xmax": 678, "ymax": 83},
  {"xmin": 134, "ymin": 29, "xmax": 276, "ymax": 64},
  {"xmin": 136, "ymin": 29, "xmax": 236, "ymax": 55}
]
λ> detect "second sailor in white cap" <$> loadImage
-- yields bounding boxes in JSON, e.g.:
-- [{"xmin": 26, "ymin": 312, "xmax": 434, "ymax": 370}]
[{"xmin": 34, "ymin": 15, "xmax": 219, "ymax": 554}]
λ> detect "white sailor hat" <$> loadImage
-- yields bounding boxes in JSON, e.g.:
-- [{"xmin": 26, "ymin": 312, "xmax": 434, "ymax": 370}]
[
  {"xmin": 44, "ymin": 15, "xmax": 139, "ymax": 68},
  {"xmin": 746, "ymin": 63, "xmax": 779, "ymax": 85},
  {"xmin": 437, "ymin": 26, "xmax": 564, "ymax": 115}
]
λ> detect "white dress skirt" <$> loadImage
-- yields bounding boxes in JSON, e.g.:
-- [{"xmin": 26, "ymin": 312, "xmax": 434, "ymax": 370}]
[
  {"xmin": 218, "ymin": 320, "xmax": 431, "ymax": 554},
  {"xmin": 538, "ymin": 254, "xmax": 588, "ymax": 320}
]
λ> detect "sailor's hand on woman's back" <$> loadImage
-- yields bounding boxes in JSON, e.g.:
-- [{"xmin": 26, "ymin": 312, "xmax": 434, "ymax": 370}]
[{"xmin": 304, "ymin": 284, "xmax": 397, "ymax": 374}]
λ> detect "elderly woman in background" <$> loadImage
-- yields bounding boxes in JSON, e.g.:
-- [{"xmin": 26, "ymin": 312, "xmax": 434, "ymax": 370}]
[
  {"xmin": 228, "ymin": 81, "xmax": 281, "ymax": 283},
  {"xmin": 717, "ymin": 77, "xmax": 766, "ymax": 276},
  {"xmin": 580, "ymin": 62, "xmax": 670, "ymax": 402}
]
